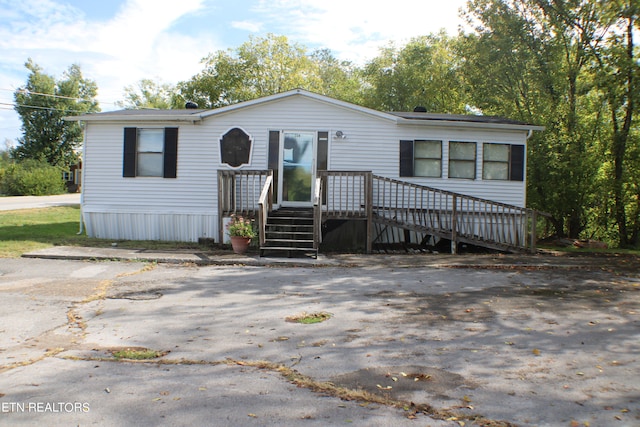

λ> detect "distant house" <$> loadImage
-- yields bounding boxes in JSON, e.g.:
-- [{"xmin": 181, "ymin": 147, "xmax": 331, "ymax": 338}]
[
  {"xmin": 66, "ymin": 89, "xmax": 544, "ymax": 255},
  {"xmin": 63, "ymin": 161, "xmax": 82, "ymax": 193}
]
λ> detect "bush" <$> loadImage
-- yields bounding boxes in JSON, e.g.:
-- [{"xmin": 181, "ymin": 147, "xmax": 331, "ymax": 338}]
[{"xmin": 0, "ymin": 160, "xmax": 66, "ymax": 196}]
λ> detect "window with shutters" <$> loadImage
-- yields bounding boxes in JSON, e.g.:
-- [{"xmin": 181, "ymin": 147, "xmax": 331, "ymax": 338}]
[
  {"xmin": 483, "ymin": 143, "xmax": 525, "ymax": 181},
  {"xmin": 123, "ymin": 127, "xmax": 178, "ymax": 178}
]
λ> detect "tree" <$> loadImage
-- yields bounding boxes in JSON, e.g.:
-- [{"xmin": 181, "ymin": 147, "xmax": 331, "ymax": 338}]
[
  {"xmin": 13, "ymin": 59, "xmax": 100, "ymax": 167},
  {"xmin": 462, "ymin": 0, "xmax": 609, "ymax": 239},
  {"xmin": 175, "ymin": 34, "xmax": 361, "ymax": 108},
  {"xmin": 361, "ymin": 32, "xmax": 468, "ymax": 113},
  {"xmin": 117, "ymin": 79, "xmax": 177, "ymax": 110}
]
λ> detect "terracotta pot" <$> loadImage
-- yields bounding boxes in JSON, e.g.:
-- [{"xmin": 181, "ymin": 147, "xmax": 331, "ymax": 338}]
[{"xmin": 230, "ymin": 236, "xmax": 251, "ymax": 254}]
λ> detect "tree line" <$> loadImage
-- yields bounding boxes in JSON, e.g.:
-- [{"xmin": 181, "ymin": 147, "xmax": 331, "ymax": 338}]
[{"xmin": 6, "ymin": 0, "xmax": 639, "ymax": 247}]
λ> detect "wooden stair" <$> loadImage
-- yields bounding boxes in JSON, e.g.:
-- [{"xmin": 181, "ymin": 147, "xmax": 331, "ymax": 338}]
[{"xmin": 259, "ymin": 208, "xmax": 318, "ymax": 258}]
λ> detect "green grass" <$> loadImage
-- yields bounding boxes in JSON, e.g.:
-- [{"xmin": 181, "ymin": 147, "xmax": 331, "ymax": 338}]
[
  {"xmin": 111, "ymin": 347, "xmax": 167, "ymax": 360},
  {"xmin": 285, "ymin": 311, "xmax": 333, "ymax": 324},
  {"xmin": 0, "ymin": 205, "xmax": 210, "ymax": 258}
]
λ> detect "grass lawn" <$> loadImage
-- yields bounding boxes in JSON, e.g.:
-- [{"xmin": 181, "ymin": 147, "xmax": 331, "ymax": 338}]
[{"xmin": 0, "ymin": 205, "xmax": 208, "ymax": 258}]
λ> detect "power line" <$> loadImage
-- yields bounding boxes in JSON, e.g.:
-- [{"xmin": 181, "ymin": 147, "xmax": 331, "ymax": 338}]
[
  {"xmin": 0, "ymin": 101, "xmax": 88, "ymax": 114},
  {"xmin": 0, "ymin": 87, "xmax": 116, "ymax": 105}
]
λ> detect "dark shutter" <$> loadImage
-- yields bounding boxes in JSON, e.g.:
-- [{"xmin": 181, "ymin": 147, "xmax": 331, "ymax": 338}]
[
  {"xmin": 123, "ymin": 127, "xmax": 137, "ymax": 177},
  {"xmin": 268, "ymin": 131, "xmax": 280, "ymax": 201},
  {"xmin": 163, "ymin": 127, "xmax": 179, "ymax": 178},
  {"xmin": 510, "ymin": 145, "xmax": 525, "ymax": 181},
  {"xmin": 399, "ymin": 140, "xmax": 414, "ymax": 177},
  {"xmin": 317, "ymin": 131, "xmax": 328, "ymax": 171}
]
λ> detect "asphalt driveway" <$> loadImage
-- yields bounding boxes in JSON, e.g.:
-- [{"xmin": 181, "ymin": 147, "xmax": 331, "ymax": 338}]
[
  {"xmin": 0, "ymin": 194, "xmax": 80, "ymax": 211},
  {"xmin": 0, "ymin": 253, "xmax": 638, "ymax": 426}
]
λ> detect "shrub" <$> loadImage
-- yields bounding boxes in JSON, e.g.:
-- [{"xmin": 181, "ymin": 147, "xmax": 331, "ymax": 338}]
[{"xmin": 0, "ymin": 160, "xmax": 66, "ymax": 196}]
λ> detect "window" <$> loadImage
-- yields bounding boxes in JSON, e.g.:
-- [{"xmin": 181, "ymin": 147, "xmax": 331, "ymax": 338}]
[
  {"xmin": 123, "ymin": 127, "xmax": 178, "ymax": 178},
  {"xmin": 399, "ymin": 139, "xmax": 442, "ymax": 177},
  {"xmin": 137, "ymin": 129, "xmax": 164, "ymax": 176},
  {"xmin": 448, "ymin": 141, "xmax": 476, "ymax": 179},
  {"xmin": 483, "ymin": 143, "xmax": 525, "ymax": 181},
  {"xmin": 414, "ymin": 140, "xmax": 442, "ymax": 177},
  {"xmin": 220, "ymin": 128, "xmax": 252, "ymax": 167}
]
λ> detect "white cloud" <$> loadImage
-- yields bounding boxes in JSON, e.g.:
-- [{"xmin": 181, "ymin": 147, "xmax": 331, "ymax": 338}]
[
  {"xmin": 254, "ymin": 0, "xmax": 468, "ymax": 63},
  {"xmin": 231, "ymin": 20, "xmax": 263, "ymax": 32}
]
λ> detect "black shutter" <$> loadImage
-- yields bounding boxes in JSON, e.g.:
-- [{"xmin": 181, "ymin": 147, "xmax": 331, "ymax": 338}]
[
  {"xmin": 317, "ymin": 131, "xmax": 328, "ymax": 171},
  {"xmin": 268, "ymin": 131, "xmax": 280, "ymax": 201},
  {"xmin": 399, "ymin": 140, "xmax": 414, "ymax": 177},
  {"xmin": 123, "ymin": 127, "xmax": 137, "ymax": 177},
  {"xmin": 163, "ymin": 127, "xmax": 179, "ymax": 178},
  {"xmin": 510, "ymin": 145, "xmax": 525, "ymax": 181}
]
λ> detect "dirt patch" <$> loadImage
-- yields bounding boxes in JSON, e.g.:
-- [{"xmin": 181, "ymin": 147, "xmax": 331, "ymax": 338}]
[
  {"xmin": 107, "ymin": 289, "xmax": 165, "ymax": 300},
  {"xmin": 330, "ymin": 365, "xmax": 472, "ymax": 401}
]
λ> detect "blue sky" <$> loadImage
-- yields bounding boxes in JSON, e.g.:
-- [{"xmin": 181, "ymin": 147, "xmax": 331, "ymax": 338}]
[{"xmin": 0, "ymin": 0, "xmax": 468, "ymax": 145}]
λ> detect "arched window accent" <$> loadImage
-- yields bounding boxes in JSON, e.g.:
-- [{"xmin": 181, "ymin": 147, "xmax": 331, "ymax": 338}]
[{"xmin": 220, "ymin": 127, "xmax": 252, "ymax": 167}]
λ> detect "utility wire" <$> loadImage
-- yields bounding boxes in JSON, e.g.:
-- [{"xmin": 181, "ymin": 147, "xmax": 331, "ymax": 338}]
[
  {"xmin": 0, "ymin": 87, "xmax": 116, "ymax": 105},
  {"xmin": 0, "ymin": 101, "xmax": 88, "ymax": 114}
]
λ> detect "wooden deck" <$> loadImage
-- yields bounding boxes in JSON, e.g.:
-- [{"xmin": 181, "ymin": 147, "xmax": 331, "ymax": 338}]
[{"xmin": 219, "ymin": 170, "xmax": 549, "ymax": 254}]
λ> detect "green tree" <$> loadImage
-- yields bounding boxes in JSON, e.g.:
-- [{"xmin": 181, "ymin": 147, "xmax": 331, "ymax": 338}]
[
  {"xmin": 462, "ymin": 0, "xmax": 607, "ymax": 239},
  {"xmin": 117, "ymin": 79, "xmax": 176, "ymax": 110},
  {"xmin": 175, "ymin": 34, "xmax": 361, "ymax": 108},
  {"xmin": 361, "ymin": 32, "xmax": 468, "ymax": 113},
  {"xmin": 13, "ymin": 59, "xmax": 100, "ymax": 167}
]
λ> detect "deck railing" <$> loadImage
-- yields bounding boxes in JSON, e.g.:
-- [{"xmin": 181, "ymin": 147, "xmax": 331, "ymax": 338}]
[
  {"xmin": 218, "ymin": 170, "xmax": 272, "ymax": 242},
  {"xmin": 319, "ymin": 171, "xmax": 545, "ymax": 253},
  {"xmin": 370, "ymin": 175, "xmax": 539, "ymax": 252},
  {"xmin": 220, "ymin": 170, "xmax": 548, "ymax": 253}
]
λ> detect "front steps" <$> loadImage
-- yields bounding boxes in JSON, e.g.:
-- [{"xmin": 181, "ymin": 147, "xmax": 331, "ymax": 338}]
[{"xmin": 259, "ymin": 208, "xmax": 318, "ymax": 258}]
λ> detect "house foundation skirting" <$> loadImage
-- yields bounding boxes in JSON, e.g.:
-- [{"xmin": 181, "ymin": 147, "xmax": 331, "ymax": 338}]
[{"xmin": 82, "ymin": 208, "xmax": 218, "ymax": 242}]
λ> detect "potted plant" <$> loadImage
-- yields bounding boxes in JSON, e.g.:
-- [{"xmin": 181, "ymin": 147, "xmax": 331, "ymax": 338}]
[{"xmin": 227, "ymin": 214, "xmax": 256, "ymax": 254}]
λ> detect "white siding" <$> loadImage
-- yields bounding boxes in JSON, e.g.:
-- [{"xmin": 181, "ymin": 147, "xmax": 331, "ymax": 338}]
[{"xmin": 81, "ymin": 94, "xmax": 530, "ymax": 241}]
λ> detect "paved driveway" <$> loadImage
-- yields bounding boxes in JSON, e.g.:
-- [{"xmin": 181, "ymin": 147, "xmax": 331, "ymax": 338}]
[
  {"xmin": 0, "ymin": 194, "xmax": 80, "ymax": 211},
  {"xmin": 0, "ymin": 255, "xmax": 638, "ymax": 426}
]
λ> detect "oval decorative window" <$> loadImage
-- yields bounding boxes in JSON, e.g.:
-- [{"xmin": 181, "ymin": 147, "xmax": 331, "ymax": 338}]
[{"xmin": 220, "ymin": 127, "xmax": 252, "ymax": 167}]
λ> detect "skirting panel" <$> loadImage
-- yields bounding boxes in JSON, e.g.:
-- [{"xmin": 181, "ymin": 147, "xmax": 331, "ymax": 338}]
[{"xmin": 83, "ymin": 211, "xmax": 218, "ymax": 242}]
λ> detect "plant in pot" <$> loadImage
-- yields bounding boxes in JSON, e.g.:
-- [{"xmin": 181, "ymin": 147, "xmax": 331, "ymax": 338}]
[{"xmin": 227, "ymin": 214, "xmax": 256, "ymax": 254}]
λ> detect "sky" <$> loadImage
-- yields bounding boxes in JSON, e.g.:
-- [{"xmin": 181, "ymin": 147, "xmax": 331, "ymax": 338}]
[{"xmin": 0, "ymin": 0, "xmax": 469, "ymax": 145}]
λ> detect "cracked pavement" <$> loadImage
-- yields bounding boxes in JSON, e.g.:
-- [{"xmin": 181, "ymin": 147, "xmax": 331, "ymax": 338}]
[{"xmin": 0, "ymin": 253, "xmax": 639, "ymax": 426}]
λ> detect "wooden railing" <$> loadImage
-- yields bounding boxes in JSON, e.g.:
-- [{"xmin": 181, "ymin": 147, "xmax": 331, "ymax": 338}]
[
  {"xmin": 319, "ymin": 171, "xmax": 546, "ymax": 253},
  {"xmin": 313, "ymin": 177, "xmax": 323, "ymax": 250},
  {"xmin": 371, "ymin": 175, "xmax": 540, "ymax": 253},
  {"xmin": 218, "ymin": 170, "xmax": 272, "ymax": 242},
  {"xmin": 220, "ymin": 170, "xmax": 548, "ymax": 253},
  {"xmin": 257, "ymin": 174, "xmax": 274, "ymax": 247}
]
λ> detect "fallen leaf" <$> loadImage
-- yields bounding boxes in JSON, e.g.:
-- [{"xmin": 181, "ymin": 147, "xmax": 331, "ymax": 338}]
[
  {"xmin": 376, "ymin": 384, "xmax": 392, "ymax": 390},
  {"xmin": 198, "ymin": 387, "xmax": 207, "ymax": 391},
  {"xmin": 160, "ymin": 391, "xmax": 170, "ymax": 396},
  {"xmin": 505, "ymin": 341, "xmax": 514, "ymax": 345},
  {"xmin": 248, "ymin": 413, "xmax": 257, "ymax": 418},
  {"xmin": 462, "ymin": 395, "xmax": 472, "ymax": 402},
  {"xmin": 532, "ymin": 348, "xmax": 541, "ymax": 356},
  {"xmin": 392, "ymin": 377, "xmax": 398, "ymax": 382},
  {"xmin": 400, "ymin": 372, "xmax": 408, "ymax": 377},
  {"xmin": 152, "ymin": 397, "xmax": 162, "ymax": 402}
]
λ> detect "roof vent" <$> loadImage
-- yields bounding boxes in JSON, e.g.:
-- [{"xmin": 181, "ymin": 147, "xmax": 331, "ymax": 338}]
[
  {"xmin": 413, "ymin": 106, "xmax": 427, "ymax": 113},
  {"xmin": 185, "ymin": 101, "xmax": 198, "ymax": 109}
]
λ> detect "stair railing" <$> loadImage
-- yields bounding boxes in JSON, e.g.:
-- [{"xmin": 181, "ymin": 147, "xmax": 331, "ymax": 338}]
[
  {"xmin": 313, "ymin": 177, "xmax": 323, "ymax": 250},
  {"xmin": 257, "ymin": 174, "xmax": 274, "ymax": 247}
]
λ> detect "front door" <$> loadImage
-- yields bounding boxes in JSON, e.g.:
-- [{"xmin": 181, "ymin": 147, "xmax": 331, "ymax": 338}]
[{"xmin": 279, "ymin": 131, "xmax": 315, "ymax": 206}]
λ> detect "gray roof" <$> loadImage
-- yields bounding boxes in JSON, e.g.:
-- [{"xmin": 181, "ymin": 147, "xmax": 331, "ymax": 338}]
[{"xmin": 388, "ymin": 111, "xmax": 536, "ymax": 127}]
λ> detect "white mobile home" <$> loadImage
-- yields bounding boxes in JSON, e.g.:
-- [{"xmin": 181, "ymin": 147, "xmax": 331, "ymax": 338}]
[{"xmin": 67, "ymin": 89, "xmax": 544, "ymax": 255}]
